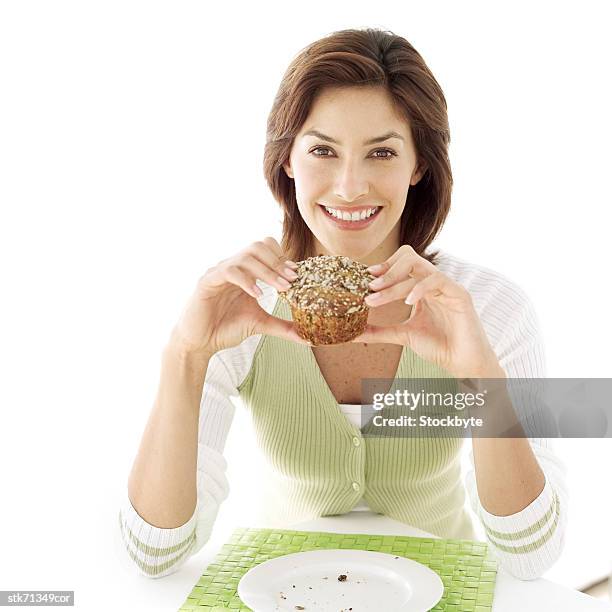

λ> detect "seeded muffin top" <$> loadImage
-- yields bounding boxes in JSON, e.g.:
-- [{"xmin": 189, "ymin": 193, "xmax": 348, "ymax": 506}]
[{"xmin": 279, "ymin": 255, "xmax": 376, "ymax": 317}]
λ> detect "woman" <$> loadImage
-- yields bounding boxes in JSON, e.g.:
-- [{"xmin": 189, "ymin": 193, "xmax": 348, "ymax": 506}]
[{"xmin": 119, "ymin": 28, "xmax": 567, "ymax": 581}]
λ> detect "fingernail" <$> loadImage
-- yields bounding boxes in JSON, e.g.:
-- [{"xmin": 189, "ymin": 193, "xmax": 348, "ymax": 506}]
[
  {"xmin": 405, "ymin": 291, "xmax": 416, "ymax": 304},
  {"xmin": 277, "ymin": 276, "xmax": 292, "ymax": 290},
  {"xmin": 283, "ymin": 267, "xmax": 298, "ymax": 280},
  {"xmin": 369, "ymin": 277, "xmax": 384, "ymax": 288},
  {"xmin": 367, "ymin": 264, "xmax": 384, "ymax": 273},
  {"xmin": 365, "ymin": 293, "xmax": 382, "ymax": 304},
  {"xmin": 285, "ymin": 260, "xmax": 299, "ymax": 269}
]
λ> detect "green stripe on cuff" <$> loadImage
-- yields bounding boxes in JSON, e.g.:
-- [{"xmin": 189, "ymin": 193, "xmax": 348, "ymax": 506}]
[
  {"xmin": 118, "ymin": 509, "xmax": 197, "ymax": 557},
  {"xmin": 484, "ymin": 493, "xmax": 560, "ymax": 554},
  {"xmin": 119, "ymin": 512, "xmax": 196, "ymax": 576},
  {"xmin": 482, "ymin": 491, "xmax": 558, "ymax": 541}
]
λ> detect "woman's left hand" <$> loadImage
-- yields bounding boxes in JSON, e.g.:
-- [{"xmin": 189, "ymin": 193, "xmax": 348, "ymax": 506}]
[{"xmin": 354, "ymin": 245, "xmax": 504, "ymax": 379}]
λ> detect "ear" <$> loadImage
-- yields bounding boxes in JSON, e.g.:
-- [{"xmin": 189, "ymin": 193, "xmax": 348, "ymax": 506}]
[
  {"xmin": 410, "ymin": 160, "xmax": 427, "ymax": 186},
  {"xmin": 283, "ymin": 160, "xmax": 294, "ymax": 179}
]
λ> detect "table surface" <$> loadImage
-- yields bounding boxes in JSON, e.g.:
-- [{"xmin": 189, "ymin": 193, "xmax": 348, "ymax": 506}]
[
  {"xmin": 292, "ymin": 512, "xmax": 611, "ymax": 611},
  {"xmin": 113, "ymin": 511, "xmax": 612, "ymax": 612}
]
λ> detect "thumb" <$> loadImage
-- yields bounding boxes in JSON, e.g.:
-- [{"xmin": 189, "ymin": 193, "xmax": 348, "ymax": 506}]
[{"xmin": 254, "ymin": 312, "xmax": 311, "ymax": 346}]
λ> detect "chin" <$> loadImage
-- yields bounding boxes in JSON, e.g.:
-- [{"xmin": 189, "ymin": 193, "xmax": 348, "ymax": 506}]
[{"xmin": 316, "ymin": 237, "xmax": 377, "ymax": 261}]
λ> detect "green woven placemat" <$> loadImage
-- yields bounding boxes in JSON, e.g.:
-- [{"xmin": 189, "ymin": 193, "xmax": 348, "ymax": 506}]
[{"xmin": 178, "ymin": 527, "xmax": 498, "ymax": 612}]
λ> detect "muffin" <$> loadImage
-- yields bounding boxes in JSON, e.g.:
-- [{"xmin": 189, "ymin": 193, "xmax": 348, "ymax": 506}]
[{"xmin": 278, "ymin": 255, "xmax": 376, "ymax": 345}]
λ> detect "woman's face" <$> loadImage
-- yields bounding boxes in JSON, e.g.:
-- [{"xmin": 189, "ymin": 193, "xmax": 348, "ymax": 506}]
[{"xmin": 283, "ymin": 85, "xmax": 425, "ymax": 265}]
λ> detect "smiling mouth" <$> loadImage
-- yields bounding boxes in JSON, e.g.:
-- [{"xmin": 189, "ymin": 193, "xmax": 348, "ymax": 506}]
[{"xmin": 319, "ymin": 204, "xmax": 382, "ymax": 227}]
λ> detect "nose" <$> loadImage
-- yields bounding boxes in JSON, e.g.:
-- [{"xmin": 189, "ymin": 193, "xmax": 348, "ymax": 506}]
[{"xmin": 333, "ymin": 157, "xmax": 370, "ymax": 202}]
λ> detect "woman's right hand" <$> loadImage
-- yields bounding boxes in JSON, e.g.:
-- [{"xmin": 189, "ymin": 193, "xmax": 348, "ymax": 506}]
[{"xmin": 170, "ymin": 237, "xmax": 307, "ymax": 357}]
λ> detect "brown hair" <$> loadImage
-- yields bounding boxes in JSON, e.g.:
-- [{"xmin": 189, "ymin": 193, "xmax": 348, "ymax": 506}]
[{"xmin": 263, "ymin": 27, "xmax": 452, "ymax": 265}]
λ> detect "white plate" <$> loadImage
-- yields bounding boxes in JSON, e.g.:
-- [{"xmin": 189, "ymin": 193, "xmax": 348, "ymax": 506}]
[{"xmin": 237, "ymin": 549, "xmax": 444, "ymax": 612}]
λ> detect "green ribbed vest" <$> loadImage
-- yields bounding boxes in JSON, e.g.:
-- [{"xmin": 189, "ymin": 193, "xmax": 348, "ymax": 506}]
[{"xmin": 237, "ymin": 296, "xmax": 476, "ymax": 540}]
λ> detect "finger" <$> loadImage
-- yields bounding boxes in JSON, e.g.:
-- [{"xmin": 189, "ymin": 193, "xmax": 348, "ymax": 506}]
[
  {"xmin": 254, "ymin": 312, "xmax": 311, "ymax": 345},
  {"xmin": 367, "ymin": 247, "xmax": 437, "ymax": 292},
  {"xmin": 201, "ymin": 263, "xmax": 262, "ymax": 299},
  {"xmin": 247, "ymin": 241, "xmax": 299, "ymax": 282},
  {"xmin": 221, "ymin": 264, "xmax": 268, "ymax": 299},
  {"xmin": 237, "ymin": 254, "xmax": 298, "ymax": 293},
  {"xmin": 405, "ymin": 270, "xmax": 466, "ymax": 304},
  {"xmin": 364, "ymin": 277, "xmax": 419, "ymax": 308},
  {"xmin": 366, "ymin": 244, "xmax": 435, "ymax": 275},
  {"xmin": 365, "ymin": 243, "xmax": 411, "ymax": 274},
  {"xmin": 203, "ymin": 236, "xmax": 298, "ymax": 298},
  {"xmin": 261, "ymin": 236, "xmax": 299, "ymax": 269}
]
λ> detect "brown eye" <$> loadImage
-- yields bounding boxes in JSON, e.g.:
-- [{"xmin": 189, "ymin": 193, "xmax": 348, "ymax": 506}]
[
  {"xmin": 311, "ymin": 147, "xmax": 333, "ymax": 157},
  {"xmin": 309, "ymin": 147, "xmax": 397, "ymax": 159},
  {"xmin": 371, "ymin": 149, "xmax": 397, "ymax": 159}
]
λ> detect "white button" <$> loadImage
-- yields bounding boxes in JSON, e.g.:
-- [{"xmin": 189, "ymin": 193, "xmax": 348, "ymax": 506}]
[
  {"xmin": 352, "ymin": 481, "xmax": 360, "ymax": 492},
  {"xmin": 352, "ymin": 437, "xmax": 361, "ymax": 447}
]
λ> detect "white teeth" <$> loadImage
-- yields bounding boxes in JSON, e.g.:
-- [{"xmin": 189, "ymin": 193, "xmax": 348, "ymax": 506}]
[{"xmin": 324, "ymin": 206, "xmax": 378, "ymax": 222}]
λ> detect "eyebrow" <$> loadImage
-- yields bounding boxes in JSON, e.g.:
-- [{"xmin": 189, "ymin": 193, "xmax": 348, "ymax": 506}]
[{"xmin": 302, "ymin": 129, "xmax": 405, "ymax": 145}]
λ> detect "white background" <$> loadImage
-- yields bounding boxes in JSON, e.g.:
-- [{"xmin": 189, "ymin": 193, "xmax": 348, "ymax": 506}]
[{"xmin": 1, "ymin": 1, "xmax": 611, "ymax": 610}]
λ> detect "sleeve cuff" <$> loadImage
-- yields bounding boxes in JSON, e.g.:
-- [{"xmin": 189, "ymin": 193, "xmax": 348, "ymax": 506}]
[
  {"xmin": 118, "ymin": 494, "xmax": 199, "ymax": 578},
  {"xmin": 478, "ymin": 476, "xmax": 561, "ymax": 553}
]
